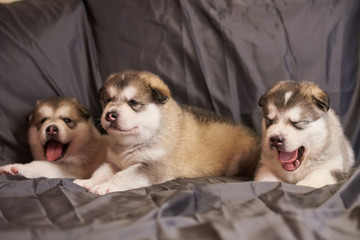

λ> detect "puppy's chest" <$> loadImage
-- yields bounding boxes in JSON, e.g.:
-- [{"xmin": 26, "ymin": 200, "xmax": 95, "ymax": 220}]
[{"xmin": 107, "ymin": 145, "xmax": 167, "ymax": 169}]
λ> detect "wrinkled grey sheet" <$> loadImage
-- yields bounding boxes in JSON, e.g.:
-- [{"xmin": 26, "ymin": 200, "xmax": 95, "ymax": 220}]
[
  {"xmin": 0, "ymin": 171, "xmax": 359, "ymax": 240},
  {"xmin": 0, "ymin": 0, "xmax": 360, "ymax": 239},
  {"xmin": 0, "ymin": 0, "xmax": 102, "ymax": 164},
  {"xmin": 85, "ymin": 0, "xmax": 360, "ymax": 145}
]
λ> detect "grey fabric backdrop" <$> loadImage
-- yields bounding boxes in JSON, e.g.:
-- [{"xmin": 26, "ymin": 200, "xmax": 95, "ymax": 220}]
[
  {"xmin": 84, "ymin": 0, "xmax": 360, "ymax": 161},
  {"xmin": 0, "ymin": 0, "xmax": 359, "ymax": 164},
  {"xmin": 0, "ymin": 0, "xmax": 102, "ymax": 164},
  {"xmin": 0, "ymin": 0, "xmax": 360, "ymax": 239}
]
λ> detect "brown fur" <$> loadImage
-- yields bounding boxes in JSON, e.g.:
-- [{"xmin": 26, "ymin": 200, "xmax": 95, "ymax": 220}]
[
  {"xmin": 160, "ymin": 102, "xmax": 259, "ymax": 179},
  {"xmin": 255, "ymin": 80, "xmax": 355, "ymax": 188},
  {"xmin": 0, "ymin": 97, "xmax": 108, "ymax": 179},
  {"xmin": 107, "ymin": 71, "xmax": 260, "ymax": 178},
  {"xmin": 75, "ymin": 71, "xmax": 260, "ymax": 194}
]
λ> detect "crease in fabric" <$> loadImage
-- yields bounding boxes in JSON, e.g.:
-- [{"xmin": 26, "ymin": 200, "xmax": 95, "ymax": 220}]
[{"xmin": 271, "ymin": 1, "xmax": 297, "ymax": 80}]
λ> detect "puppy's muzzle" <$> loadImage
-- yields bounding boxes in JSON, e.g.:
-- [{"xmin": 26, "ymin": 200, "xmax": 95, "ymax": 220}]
[{"xmin": 269, "ymin": 135, "xmax": 284, "ymax": 151}]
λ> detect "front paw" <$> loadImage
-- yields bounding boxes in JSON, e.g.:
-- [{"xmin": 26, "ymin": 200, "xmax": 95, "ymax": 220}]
[
  {"xmin": 296, "ymin": 179, "xmax": 323, "ymax": 188},
  {"xmin": 90, "ymin": 181, "xmax": 122, "ymax": 195},
  {"xmin": 0, "ymin": 164, "xmax": 21, "ymax": 175},
  {"xmin": 73, "ymin": 179, "xmax": 97, "ymax": 190}
]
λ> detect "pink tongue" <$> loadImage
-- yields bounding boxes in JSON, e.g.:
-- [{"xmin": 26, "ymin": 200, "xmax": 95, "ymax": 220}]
[
  {"xmin": 278, "ymin": 149, "xmax": 300, "ymax": 171},
  {"xmin": 46, "ymin": 140, "xmax": 63, "ymax": 162}
]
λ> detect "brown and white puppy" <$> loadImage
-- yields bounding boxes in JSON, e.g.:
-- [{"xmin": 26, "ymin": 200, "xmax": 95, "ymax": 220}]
[
  {"xmin": 74, "ymin": 71, "xmax": 260, "ymax": 194},
  {"xmin": 0, "ymin": 97, "xmax": 108, "ymax": 179},
  {"xmin": 255, "ymin": 80, "xmax": 355, "ymax": 188}
]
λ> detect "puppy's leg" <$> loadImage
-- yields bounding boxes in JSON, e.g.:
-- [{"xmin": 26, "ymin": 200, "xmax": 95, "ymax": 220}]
[
  {"xmin": 74, "ymin": 162, "xmax": 116, "ymax": 190},
  {"xmin": 254, "ymin": 165, "xmax": 281, "ymax": 182},
  {"xmin": 0, "ymin": 161, "xmax": 70, "ymax": 178},
  {"xmin": 89, "ymin": 163, "xmax": 156, "ymax": 195}
]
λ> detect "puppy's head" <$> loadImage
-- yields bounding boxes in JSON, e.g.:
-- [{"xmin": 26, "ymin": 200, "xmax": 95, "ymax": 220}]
[
  {"xmin": 258, "ymin": 80, "xmax": 330, "ymax": 172},
  {"xmin": 99, "ymin": 71, "xmax": 171, "ymax": 145},
  {"xmin": 28, "ymin": 97, "xmax": 92, "ymax": 161}
]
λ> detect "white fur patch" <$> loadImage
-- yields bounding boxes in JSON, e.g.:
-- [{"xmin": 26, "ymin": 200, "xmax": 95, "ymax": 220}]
[
  {"xmin": 137, "ymin": 103, "xmax": 161, "ymax": 140},
  {"xmin": 123, "ymin": 86, "xmax": 138, "ymax": 100},
  {"xmin": 143, "ymin": 147, "xmax": 166, "ymax": 161},
  {"xmin": 284, "ymin": 91, "xmax": 293, "ymax": 104},
  {"xmin": 254, "ymin": 165, "xmax": 281, "ymax": 182},
  {"xmin": 74, "ymin": 162, "xmax": 115, "ymax": 189},
  {"xmin": 56, "ymin": 105, "xmax": 71, "ymax": 117},
  {"xmin": 0, "ymin": 161, "xmax": 70, "ymax": 178},
  {"xmin": 39, "ymin": 105, "xmax": 53, "ymax": 118},
  {"xmin": 285, "ymin": 106, "xmax": 302, "ymax": 123},
  {"xmin": 108, "ymin": 86, "xmax": 117, "ymax": 99},
  {"xmin": 267, "ymin": 103, "xmax": 277, "ymax": 120},
  {"xmin": 89, "ymin": 163, "xmax": 152, "ymax": 195}
]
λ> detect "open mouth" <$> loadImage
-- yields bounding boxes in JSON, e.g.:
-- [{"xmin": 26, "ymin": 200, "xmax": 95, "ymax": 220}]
[
  {"xmin": 44, "ymin": 140, "xmax": 69, "ymax": 162},
  {"xmin": 278, "ymin": 146, "xmax": 305, "ymax": 171}
]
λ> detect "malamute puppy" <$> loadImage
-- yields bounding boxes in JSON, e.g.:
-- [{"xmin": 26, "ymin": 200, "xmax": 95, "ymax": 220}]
[
  {"xmin": 255, "ymin": 80, "xmax": 355, "ymax": 188},
  {"xmin": 0, "ymin": 97, "xmax": 108, "ymax": 179},
  {"xmin": 74, "ymin": 71, "xmax": 260, "ymax": 195}
]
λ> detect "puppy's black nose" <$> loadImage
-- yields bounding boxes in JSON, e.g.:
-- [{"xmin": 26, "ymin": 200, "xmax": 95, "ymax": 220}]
[
  {"xmin": 46, "ymin": 125, "xmax": 58, "ymax": 135},
  {"xmin": 270, "ymin": 135, "xmax": 284, "ymax": 147},
  {"xmin": 106, "ymin": 111, "xmax": 118, "ymax": 122}
]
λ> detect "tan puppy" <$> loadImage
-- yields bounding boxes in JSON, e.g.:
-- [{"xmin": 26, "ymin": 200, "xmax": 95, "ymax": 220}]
[
  {"xmin": 0, "ymin": 97, "xmax": 108, "ymax": 179},
  {"xmin": 74, "ymin": 71, "xmax": 260, "ymax": 194},
  {"xmin": 255, "ymin": 81, "xmax": 355, "ymax": 188}
]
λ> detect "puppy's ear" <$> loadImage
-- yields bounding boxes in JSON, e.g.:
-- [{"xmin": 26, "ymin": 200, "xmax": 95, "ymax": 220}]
[
  {"xmin": 151, "ymin": 86, "xmax": 169, "ymax": 104},
  {"xmin": 27, "ymin": 100, "xmax": 41, "ymax": 124},
  {"xmin": 76, "ymin": 103, "xmax": 91, "ymax": 120},
  {"xmin": 258, "ymin": 93, "xmax": 267, "ymax": 108},
  {"xmin": 26, "ymin": 112, "xmax": 33, "ymax": 124},
  {"xmin": 98, "ymin": 87, "xmax": 106, "ymax": 102},
  {"xmin": 69, "ymin": 97, "xmax": 78, "ymax": 103},
  {"xmin": 67, "ymin": 98, "xmax": 91, "ymax": 119},
  {"xmin": 311, "ymin": 88, "xmax": 330, "ymax": 112}
]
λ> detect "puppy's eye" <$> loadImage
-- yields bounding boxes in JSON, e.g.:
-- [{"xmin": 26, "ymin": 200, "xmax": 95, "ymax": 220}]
[
  {"xmin": 62, "ymin": 118, "xmax": 72, "ymax": 123},
  {"xmin": 39, "ymin": 118, "xmax": 47, "ymax": 124},
  {"xmin": 128, "ymin": 99, "xmax": 139, "ymax": 107},
  {"xmin": 105, "ymin": 97, "xmax": 114, "ymax": 104},
  {"xmin": 38, "ymin": 118, "xmax": 48, "ymax": 127},
  {"xmin": 265, "ymin": 118, "xmax": 273, "ymax": 128},
  {"xmin": 291, "ymin": 121, "xmax": 307, "ymax": 130},
  {"xmin": 38, "ymin": 118, "xmax": 48, "ymax": 129}
]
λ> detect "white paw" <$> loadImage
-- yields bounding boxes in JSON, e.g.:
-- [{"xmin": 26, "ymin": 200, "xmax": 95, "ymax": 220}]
[
  {"xmin": 254, "ymin": 168, "xmax": 280, "ymax": 182},
  {"xmin": 0, "ymin": 164, "xmax": 40, "ymax": 178},
  {"xmin": 0, "ymin": 164, "xmax": 22, "ymax": 175},
  {"xmin": 297, "ymin": 179, "xmax": 324, "ymax": 188},
  {"xmin": 90, "ymin": 181, "xmax": 122, "ymax": 195},
  {"xmin": 73, "ymin": 179, "xmax": 98, "ymax": 190}
]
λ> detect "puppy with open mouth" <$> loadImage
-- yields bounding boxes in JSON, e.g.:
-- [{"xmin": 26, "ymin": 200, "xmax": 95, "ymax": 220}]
[
  {"xmin": 0, "ymin": 97, "xmax": 108, "ymax": 179},
  {"xmin": 74, "ymin": 70, "xmax": 260, "ymax": 195},
  {"xmin": 255, "ymin": 81, "xmax": 355, "ymax": 188}
]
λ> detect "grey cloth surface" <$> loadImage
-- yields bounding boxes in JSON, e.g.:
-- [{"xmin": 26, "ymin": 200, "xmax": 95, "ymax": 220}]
[{"xmin": 0, "ymin": 172, "xmax": 359, "ymax": 240}]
